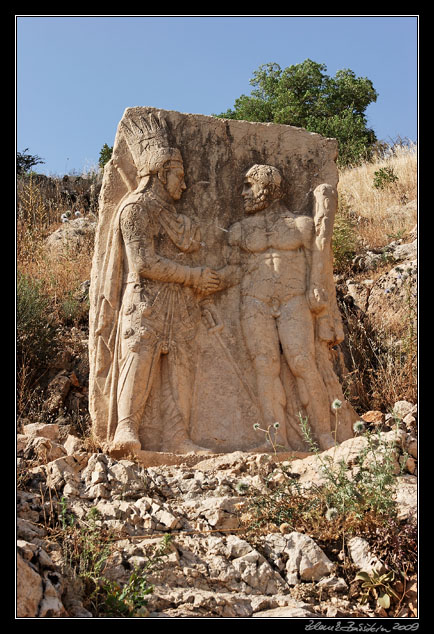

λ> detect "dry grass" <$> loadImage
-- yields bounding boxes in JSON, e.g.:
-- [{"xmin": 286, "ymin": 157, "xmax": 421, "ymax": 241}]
[
  {"xmin": 340, "ymin": 300, "xmax": 417, "ymax": 413},
  {"xmin": 17, "ymin": 173, "xmax": 94, "ymax": 323},
  {"xmin": 17, "ymin": 173, "xmax": 95, "ymax": 424},
  {"xmin": 338, "ymin": 142, "xmax": 417, "ymax": 249}
]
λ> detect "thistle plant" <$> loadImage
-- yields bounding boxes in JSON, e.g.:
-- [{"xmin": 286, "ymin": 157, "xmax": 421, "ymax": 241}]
[
  {"xmin": 253, "ymin": 421, "xmax": 283, "ymax": 455},
  {"xmin": 353, "ymin": 420, "xmax": 366, "ymax": 435},
  {"xmin": 297, "ymin": 411, "xmax": 400, "ymax": 519},
  {"xmin": 53, "ymin": 498, "xmax": 172, "ymax": 618},
  {"xmin": 331, "ymin": 398, "xmax": 342, "ymax": 446}
]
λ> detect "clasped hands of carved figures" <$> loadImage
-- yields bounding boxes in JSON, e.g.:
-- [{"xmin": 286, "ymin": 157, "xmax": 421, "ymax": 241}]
[{"xmin": 193, "ymin": 267, "xmax": 221, "ymax": 294}]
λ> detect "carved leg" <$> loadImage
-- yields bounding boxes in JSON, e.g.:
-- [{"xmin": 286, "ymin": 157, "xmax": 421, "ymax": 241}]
[
  {"xmin": 241, "ymin": 297, "xmax": 291, "ymax": 451},
  {"xmin": 112, "ymin": 345, "xmax": 161, "ymax": 454},
  {"xmin": 160, "ymin": 341, "xmax": 210, "ymax": 454},
  {"xmin": 278, "ymin": 296, "xmax": 335, "ymax": 451}
]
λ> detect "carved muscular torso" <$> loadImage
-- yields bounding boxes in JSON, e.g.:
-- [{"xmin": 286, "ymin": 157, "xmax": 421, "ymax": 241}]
[{"xmin": 229, "ymin": 200, "xmax": 314, "ymax": 304}]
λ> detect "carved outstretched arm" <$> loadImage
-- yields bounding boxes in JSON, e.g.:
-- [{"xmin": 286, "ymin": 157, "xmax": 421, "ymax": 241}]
[{"xmin": 213, "ymin": 221, "xmax": 243, "ymax": 291}]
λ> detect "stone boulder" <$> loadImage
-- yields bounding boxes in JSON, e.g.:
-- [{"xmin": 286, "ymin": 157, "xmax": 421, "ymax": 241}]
[{"xmin": 45, "ymin": 216, "xmax": 97, "ymax": 258}]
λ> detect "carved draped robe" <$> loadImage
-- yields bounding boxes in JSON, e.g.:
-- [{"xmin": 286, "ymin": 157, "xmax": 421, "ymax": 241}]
[{"xmin": 90, "ymin": 187, "xmax": 203, "ymax": 448}]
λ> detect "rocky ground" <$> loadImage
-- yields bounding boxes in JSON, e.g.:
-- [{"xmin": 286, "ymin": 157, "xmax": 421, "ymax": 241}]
[
  {"xmin": 16, "ymin": 203, "xmax": 417, "ymax": 620},
  {"xmin": 17, "ymin": 408, "xmax": 417, "ymax": 619}
]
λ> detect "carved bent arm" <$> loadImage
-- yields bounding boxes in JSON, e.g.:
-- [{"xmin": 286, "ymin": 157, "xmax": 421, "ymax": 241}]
[
  {"xmin": 120, "ymin": 203, "xmax": 219, "ymax": 293},
  {"xmin": 307, "ymin": 184, "xmax": 338, "ymax": 313},
  {"xmin": 126, "ymin": 239, "xmax": 203, "ymax": 287}
]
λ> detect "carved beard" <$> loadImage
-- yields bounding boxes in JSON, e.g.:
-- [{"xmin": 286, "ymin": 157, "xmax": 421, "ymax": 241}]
[{"xmin": 243, "ymin": 189, "xmax": 270, "ymax": 213}]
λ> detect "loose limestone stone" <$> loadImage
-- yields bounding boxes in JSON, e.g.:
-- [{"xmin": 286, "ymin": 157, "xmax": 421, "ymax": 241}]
[
  {"xmin": 253, "ymin": 606, "xmax": 319, "ymax": 618},
  {"xmin": 262, "ymin": 532, "xmax": 334, "ymax": 585},
  {"xmin": 16, "ymin": 553, "xmax": 44, "ymax": 617},
  {"xmin": 22, "ymin": 423, "xmax": 60, "ymax": 441},
  {"xmin": 347, "ymin": 537, "xmax": 387, "ymax": 574}
]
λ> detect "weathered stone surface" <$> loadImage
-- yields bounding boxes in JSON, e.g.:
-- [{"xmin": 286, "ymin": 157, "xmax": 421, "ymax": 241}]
[
  {"xmin": 395, "ymin": 474, "xmax": 417, "ymax": 521},
  {"xmin": 261, "ymin": 532, "xmax": 334, "ymax": 585},
  {"xmin": 45, "ymin": 216, "xmax": 97, "ymax": 258},
  {"xmin": 253, "ymin": 605, "xmax": 319, "ymax": 618},
  {"xmin": 89, "ymin": 106, "xmax": 357, "ymax": 458},
  {"xmin": 16, "ymin": 429, "xmax": 417, "ymax": 618},
  {"xmin": 392, "ymin": 400, "xmax": 417, "ymax": 420},
  {"xmin": 316, "ymin": 575, "xmax": 348, "ymax": 592},
  {"xmin": 20, "ymin": 436, "xmax": 67, "ymax": 463},
  {"xmin": 365, "ymin": 259, "xmax": 416, "ymax": 330},
  {"xmin": 63, "ymin": 434, "xmax": 86, "ymax": 455},
  {"xmin": 361, "ymin": 410, "xmax": 384, "ymax": 425},
  {"xmin": 16, "ymin": 542, "xmax": 70, "ymax": 618},
  {"xmin": 16, "ymin": 552, "xmax": 44, "ymax": 617},
  {"xmin": 22, "ymin": 423, "xmax": 60, "ymax": 441},
  {"xmin": 347, "ymin": 536, "xmax": 387, "ymax": 574},
  {"xmin": 285, "ymin": 430, "xmax": 404, "ymax": 488}
]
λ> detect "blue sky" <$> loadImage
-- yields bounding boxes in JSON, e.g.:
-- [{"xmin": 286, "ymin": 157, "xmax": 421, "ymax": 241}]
[{"xmin": 16, "ymin": 15, "xmax": 418, "ymax": 176}]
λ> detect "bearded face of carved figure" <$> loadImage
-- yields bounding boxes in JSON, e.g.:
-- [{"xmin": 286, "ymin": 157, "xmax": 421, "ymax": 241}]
[
  {"xmin": 241, "ymin": 175, "xmax": 269, "ymax": 213},
  {"xmin": 241, "ymin": 164, "xmax": 283, "ymax": 213}
]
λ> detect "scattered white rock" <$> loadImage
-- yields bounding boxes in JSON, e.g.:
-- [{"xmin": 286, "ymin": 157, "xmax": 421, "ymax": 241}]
[
  {"xmin": 22, "ymin": 423, "xmax": 60, "ymax": 441},
  {"xmin": 347, "ymin": 537, "xmax": 387, "ymax": 574}
]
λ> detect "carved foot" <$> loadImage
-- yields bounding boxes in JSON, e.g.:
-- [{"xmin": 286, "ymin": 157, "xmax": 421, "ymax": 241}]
[
  {"xmin": 318, "ymin": 432, "xmax": 337, "ymax": 451},
  {"xmin": 111, "ymin": 420, "xmax": 142, "ymax": 457},
  {"xmin": 165, "ymin": 439, "xmax": 211, "ymax": 455},
  {"xmin": 248, "ymin": 443, "xmax": 273, "ymax": 453}
]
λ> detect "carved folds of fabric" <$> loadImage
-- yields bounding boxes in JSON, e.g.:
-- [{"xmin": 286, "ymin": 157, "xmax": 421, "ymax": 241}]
[{"xmin": 120, "ymin": 202, "xmax": 153, "ymax": 245}]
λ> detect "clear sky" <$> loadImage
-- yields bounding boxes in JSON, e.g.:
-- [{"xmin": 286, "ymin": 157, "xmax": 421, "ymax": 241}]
[{"xmin": 16, "ymin": 15, "xmax": 418, "ymax": 176}]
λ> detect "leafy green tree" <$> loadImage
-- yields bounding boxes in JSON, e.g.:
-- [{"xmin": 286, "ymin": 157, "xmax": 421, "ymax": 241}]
[
  {"xmin": 17, "ymin": 148, "xmax": 45, "ymax": 175},
  {"xmin": 99, "ymin": 143, "xmax": 113, "ymax": 169},
  {"xmin": 216, "ymin": 60, "xmax": 378, "ymax": 166}
]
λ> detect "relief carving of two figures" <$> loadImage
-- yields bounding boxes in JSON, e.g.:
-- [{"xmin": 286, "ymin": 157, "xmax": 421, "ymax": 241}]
[{"xmin": 90, "ymin": 113, "xmax": 351, "ymax": 457}]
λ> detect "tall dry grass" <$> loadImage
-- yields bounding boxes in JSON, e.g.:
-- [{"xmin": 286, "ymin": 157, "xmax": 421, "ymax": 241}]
[
  {"xmin": 338, "ymin": 141, "xmax": 417, "ymax": 249},
  {"xmin": 17, "ymin": 172, "xmax": 95, "ymax": 421},
  {"xmin": 335, "ymin": 141, "xmax": 417, "ymax": 413},
  {"xmin": 17, "ymin": 173, "xmax": 95, "ymax": 320}
]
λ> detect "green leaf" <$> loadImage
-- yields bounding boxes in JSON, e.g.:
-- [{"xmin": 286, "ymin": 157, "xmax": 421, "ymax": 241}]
[
  {"xmin": 377, "ymin": 592, "xmax": 391, "ymax": 609},
  {"xmin": 355, "ymin": 571, "xmax": 372, "ymax": 582}
]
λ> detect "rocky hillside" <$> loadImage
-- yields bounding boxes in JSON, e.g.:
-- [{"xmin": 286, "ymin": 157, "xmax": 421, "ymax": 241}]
[
  {"xmin": 18, "ymin": 416, "xmax": 417, "ymax": 618},
  {"xmin": 16, "ymin": 143, "xmax": 417, "ymax": 619}
]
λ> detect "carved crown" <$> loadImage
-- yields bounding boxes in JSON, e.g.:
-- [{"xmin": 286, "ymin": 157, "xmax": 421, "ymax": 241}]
[{"xmin": 121, "ymin": 112, "xmax": 183, "ymax": 177}]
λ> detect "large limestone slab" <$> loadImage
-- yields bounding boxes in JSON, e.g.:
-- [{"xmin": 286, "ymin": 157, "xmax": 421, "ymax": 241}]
[{"xmin": 89, "ymin": 106, "xmax": 357, "ymax": 458}]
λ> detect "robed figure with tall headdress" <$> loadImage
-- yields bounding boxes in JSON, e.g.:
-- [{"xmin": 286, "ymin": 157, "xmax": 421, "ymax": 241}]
[{"xmin": 89, "ymin": 111, "xmax": 220, "ymax": 456}]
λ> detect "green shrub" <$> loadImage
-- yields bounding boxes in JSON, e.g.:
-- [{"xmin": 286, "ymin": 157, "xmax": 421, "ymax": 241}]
[
  {"xmin": 373, "ymin": 167, "xmax": 399, "ymax": 190},
  {"xmin": 59, "ymin": 289, "xmax": 89, "ymax": 326},
  {"xmin": 216, "ymin": 60, "xmax": 378, "ymax": 167},
  {"xmin": 17, "ymin": 271, "xmax": 57, "ymax": 369},
  {"xmin": 55, "ymin": 500, "xmax": 172, "ymax": 618},
  {"xmin": 298, "ymin": 413, "xmax": 400, "ymax": 519},
  {"xmin": 99, "ymin": 143, "xmax": 113, "ymax": 169},
  {"xmin": 332, "ymin": 198, "xmax": 358, "ymax": 272}
]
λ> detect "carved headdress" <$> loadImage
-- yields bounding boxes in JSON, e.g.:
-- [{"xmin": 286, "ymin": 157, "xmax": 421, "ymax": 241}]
[{"xmin": 121, "ymin": 112, "xmax": 183, "ymax": 178}]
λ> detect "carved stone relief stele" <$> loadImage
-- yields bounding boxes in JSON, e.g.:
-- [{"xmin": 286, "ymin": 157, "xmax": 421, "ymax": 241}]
[{"xmin": 89, "ymin": 106, "xmax": 358, "ymax": 459}]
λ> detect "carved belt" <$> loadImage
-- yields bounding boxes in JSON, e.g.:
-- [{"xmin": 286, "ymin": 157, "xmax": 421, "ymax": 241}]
[{"xmin": 123, "ymin": 271, "xmax": 140, "ymax": 285}]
